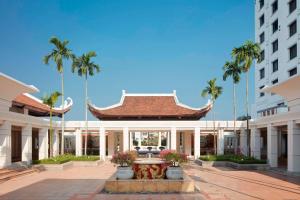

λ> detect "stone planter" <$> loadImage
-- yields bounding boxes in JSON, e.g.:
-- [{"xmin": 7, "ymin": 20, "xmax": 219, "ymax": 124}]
[
  {"xmin": 166, "ymin": 166, "xmax": 183, "ymax": 180},
  {"xmin": 116, "ymin": 166, "xmax": 134, "ymax": 180}
]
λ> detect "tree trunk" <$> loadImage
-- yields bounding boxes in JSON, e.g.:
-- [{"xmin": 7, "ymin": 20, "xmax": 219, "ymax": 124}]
[
  {"xmin": 61, "ymin": 71, "xmax": 65, "ymax": 155},
  {"xmin": 84, "ymin": 75, "xmax": 88, "ymax": 156},
  {"xmin": 49, "ymin": 108, "xmax": 53, "ymax": 157},
  {"xmin": 213, "ymin": 108, "xmax": 216, "ymax": 155},
  {"xmin": 233, "ymin": 82, "xmax": 237, "ymax": 152},
  {"xmin": 246, "ymin": 71, "xmax": 250, "ymax": 156}
]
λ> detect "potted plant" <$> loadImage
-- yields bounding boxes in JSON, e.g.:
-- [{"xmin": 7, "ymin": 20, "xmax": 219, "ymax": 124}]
[
  {"xmin": 111, "ymin": 151, "xmax": 137, "ymax": 180},
  {"xmin": 160, "ymin": 150, "xmax": 187, "ymax": 180}
]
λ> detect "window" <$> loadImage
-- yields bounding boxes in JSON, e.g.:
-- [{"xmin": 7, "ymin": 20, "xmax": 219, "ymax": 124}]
[
  {"xmin": 272, "ymin": 39, "xmax": 278, "ymax": 53},
  {"xmin": 259, "ymin": 32, "xmax": 265, "ymax": 43},
  {"xmin": 259, "ymin": 14, "xmax": 265, "ymax": 27},
  {"xmin": 272, "ymin": 78, "xmax": 278, "ymax": 84},
  {"xmin": 260, "ymin": 68, "xmax": 265, "ymax": 79},
  {"xmin": 272, "ymin": 59, "xmax": 278, "ymax": 72},
  {"xmin": 289, "ymin": 44, "xmax": 297, "ymax": 60},
  {"xmin": 259, "ymin": 86, "xmax": 265, "ymax": 97},
  {"xmin": 272, "ymin": 0, "xmax": 278, "ymax": 13},
  {"xmin": 272, "ymin": 19, "xmax": 278, "ymax": 33},
  {"xmin": 289, "ymin": 20, "xmax": 297, "ymax": 37},
  {"xmin": 260, "ymin": 50, "xmax": 265, "ymax": 62},
  {"xmin": 259, "ymin": 0, "xmax": 264, "ymax": 9},
  {"xmin": 289, "ymin": 0, "xmax": 297, "ymax": 14},
  {"xmin": 289, "ymin": 67, "xmax": 298, "ymax": 77}
]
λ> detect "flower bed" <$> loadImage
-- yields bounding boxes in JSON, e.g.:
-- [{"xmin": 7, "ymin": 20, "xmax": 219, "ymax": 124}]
[
  {"xmin": 33, "ymin": 154, "xmax": 100, "ymax": 165},
  {"xmin": 199, "ymin": 154, "xmax": 266, "ymax": 164}
]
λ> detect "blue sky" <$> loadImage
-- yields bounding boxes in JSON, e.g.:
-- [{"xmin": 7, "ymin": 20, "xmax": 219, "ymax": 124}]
[{"xmin": 0, "ymin": 0, "xmax": 254, "ymax": 120}]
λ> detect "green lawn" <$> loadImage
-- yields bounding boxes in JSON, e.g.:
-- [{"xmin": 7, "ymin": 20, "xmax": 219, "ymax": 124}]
[
  {"xmin": 199, "ymin": 154, "xmax": 267, "ymax": 164},
  {"xmin": 33, "ymin": 154, "xmax": 100, "ymax": 164}
]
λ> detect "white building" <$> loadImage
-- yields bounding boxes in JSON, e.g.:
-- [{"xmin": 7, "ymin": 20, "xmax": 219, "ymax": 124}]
[
  {"xmin": 0, "ymin": 72, "xmax": 244, "ymax": 168},
  {"xmin": 254, "ymin": 0, "xmax": 298, "ymax": 118},
  {"xmin": 250, "ymin": 0, "xmax": 300, "ymax": 173}
]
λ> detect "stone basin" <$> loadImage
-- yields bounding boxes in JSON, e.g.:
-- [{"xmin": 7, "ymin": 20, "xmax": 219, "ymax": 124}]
[{"xmin": 132, "ymin": 158, "xmax": 170, "ymax": 179}]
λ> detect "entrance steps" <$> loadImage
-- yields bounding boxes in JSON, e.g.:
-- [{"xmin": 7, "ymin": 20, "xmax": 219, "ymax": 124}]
[{"xmin": 0, "ymin": 163, "xmax": 40, "ymax": 183}]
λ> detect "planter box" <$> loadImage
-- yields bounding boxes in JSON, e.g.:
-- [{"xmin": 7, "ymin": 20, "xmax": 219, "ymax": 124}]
[
  {"xmin": 195, "ymin": 159, "xmax": 269, "ymax": 170},
  {"xmin": 104, "ymin": 172, "xmax": 195, "ymax": 193},
  {"xmin": 33, "ymin": 160, "xmax": 102, "ymax": 171}
]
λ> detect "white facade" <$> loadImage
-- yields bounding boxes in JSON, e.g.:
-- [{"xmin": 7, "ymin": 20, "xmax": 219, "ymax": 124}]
[{"xmin": 254, "ymin": 0, "xmax": 298, "ymax": 118}]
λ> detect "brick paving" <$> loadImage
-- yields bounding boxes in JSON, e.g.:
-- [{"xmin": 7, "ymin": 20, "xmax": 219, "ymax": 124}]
[{"xmin": 0, "ymin": 162, "xmax": 299, "ymax": 200}]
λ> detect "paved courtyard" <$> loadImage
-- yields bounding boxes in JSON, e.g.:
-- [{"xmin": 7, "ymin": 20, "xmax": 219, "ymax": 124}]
[{"xmin": 0, "ymin": 162, "xmax": 299, "ymax": 200}]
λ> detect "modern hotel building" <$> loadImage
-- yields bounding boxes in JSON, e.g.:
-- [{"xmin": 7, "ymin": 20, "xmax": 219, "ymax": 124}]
[{"xmin": 250, "ymin": 0, "xmax": 300, "ymax": 172}]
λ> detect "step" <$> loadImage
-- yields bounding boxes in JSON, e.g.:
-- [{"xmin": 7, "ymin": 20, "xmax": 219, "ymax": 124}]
[{"xmin": 0, "ymin": 169, "xmax": 38, "ymax": 183}]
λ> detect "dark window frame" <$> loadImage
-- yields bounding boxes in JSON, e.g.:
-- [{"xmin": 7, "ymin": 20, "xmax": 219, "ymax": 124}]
[
  {"xmin": 289, "ymin": 67, "xmax": 298, "ymax": 77},
  {"xmin": 260, "ymin": 32, "xmax": 265, "ymax": 44},
  {"xmin": 289, "ymin": 44, "xmax": 297, "ymax": 60},
  {"xmin": 289, "ymin": 20, "xmax": 297, "ymax": 37},
  {"xmin": 289, "ymin": 0, "xmax": 297, "ymax": 14},
  {"xmin": 272, "ymin": 59, "xmax": 279, "ymax": 72},
  {"xmin": 272, "ymin": 0, "xmax": 278, "ymax": 14},
  {"xmin": 259, "ymin": 68, "xmax": 265, "ymax": 79},
  {"xmin": 259, "ymin": 14, "xmax": 265, "ymax": 27},
  {"xmin": 272, "ymin": 39, "xmax": 278, "ymax": 53},
  {"xmin": 272, "ymin": 19, "xmax": 278, "ymax": 33},
  {"xmin": 272, "ymin": 78, "xmax": 279, "ymax": 85},
  {"xmin": 259, "ymin": 0, "xmax": 265, "ymax": 9}
]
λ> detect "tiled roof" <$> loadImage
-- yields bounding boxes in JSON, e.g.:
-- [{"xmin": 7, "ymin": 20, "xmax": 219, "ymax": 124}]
[
  {"xmin": 12, "ymin": 94, "xmax": 72, "ymax": 117},
  {"xmin": 88, "ymin": 93, "xmax": 212, "ymax": 120}
]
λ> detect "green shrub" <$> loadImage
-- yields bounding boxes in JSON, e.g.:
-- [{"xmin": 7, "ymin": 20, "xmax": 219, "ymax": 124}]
[
  {"xmin": 199, "ymin": 154, "xmax": 267, "ymax": 164},
  {"xmin": 33, "ymin": 154, "xmax": 100, "ymax": 164}
]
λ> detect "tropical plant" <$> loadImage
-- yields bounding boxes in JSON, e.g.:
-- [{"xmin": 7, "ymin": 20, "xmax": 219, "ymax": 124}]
[
  {"xmin": 72, "ymin": 51, "xmax": 100, "ymax": 155},
  {"xmin": 232, "ymin": 41, "xmax": 261, "ymax": 156},
  {"xmin": 201, "ymin": 78, "xmax": 223, "ymax": 155},
  {"xmin": 159, "ymin": 150, "xmax": 188, "ymax": 167},
  {"xmin": 111, "ymin": 151, "xmax": 137, "ymax": 167},
  {"xmin": 44, "ymin": 37, "xmax": 74, "ymax": 154},
  {"xmin": 41, "ymin": 91, "xmax": 61, "ymax": 157},
  {"xmin": 223, "ymin": 60, "xmax": 242, "ymax": 142}
]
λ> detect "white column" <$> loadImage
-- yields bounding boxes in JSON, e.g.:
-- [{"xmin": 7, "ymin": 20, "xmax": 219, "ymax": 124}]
[
  {"xmin": 267, "ymin": 124, "xmax": 278, "ymax": 168},
  {"xmin": 75, "ymin": 129, "xmax": 82, "ymax": 156},
  {"xmin": 22, "ymin": 124, "xmax": 32, "ymax": 164},
  {"xmin": 0, "ymin": 121, "xmax": 11, "ymax": 168},
  {"xmin": 184, "ymin": 132, "xmax": 192, "ymax": 156},
  {"xmin": 52, "ymin": 129, "xmax": 60, "ymax": 156},
  {"xmin": 167, "ymin": 131, "xmax": 170, "ymax": 149},
  {"xmin": 240, "ymin": 128, "xmax": 248, "ymax": 156},
  {"xmin": 129, "ymin": 131, "xmax": 132, "ymax": 150},
  {"xmin": 39, "ymin": 128, "xmax": 48, "ymax": 160},
  {"xmin": 287, "ymin": 121, "xmax": 300, "ymax": 172},
  {"xmin": 251, "ymin": 128, "xmax": 261, "ymax": 159},
  {"xmin": 194, "ymin": 127, "xmax": 201, "ymax": 159},
  {"xmin": 100, "ymin": 127, "xmax": 106, "ymax": 160},
  {"xmin": 171, "ymin": 127, "xmax": 177, "ymax": 150},
  {"xmin": 217, "ymin": 129, "xmax": 224, "ymax": 155},
  {"xmin": 122, "ymin": 127, "xmax": 129, "ymax": 152}
]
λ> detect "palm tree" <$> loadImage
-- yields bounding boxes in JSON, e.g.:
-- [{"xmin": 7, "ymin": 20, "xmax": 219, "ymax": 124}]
[
  {"xmin": 201, "ymin": 78, "xmax": 223, "ymax": 155},
  {"xmin": 42, "ymin": 91, "xmax": 62, "ymax": 157},
  {"xmin": 44, "ymin": 37, "xmax": 74, "ymax": 155},
  {"xmin": 223, "ymin": 60, "xmax": 242, "ymax": 149},
  {"xmin": 232, "ymin": 41, "xmax": 261, "ymax": 155},
  {"xmin": 72, "ymin": 51, "xmax": 100, "ymax": 156}
]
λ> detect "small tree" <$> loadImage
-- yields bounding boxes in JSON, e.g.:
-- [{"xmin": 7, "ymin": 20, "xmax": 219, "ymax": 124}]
[
  {"xmin": 41, "ymin": 91, "xmax": 62, "ymax": 157},
  {"xmin": 44, "ymin": 37, "xmax": 74, "ymax": 154},
  {"xmin": 72, "ymin": 51, "xmax": 100, "ymax": 155},
  {"xmin": 223, "ymin": 60, "xmax": 242, "ymax": 148},
  {"xmin": 201, "ymin": 78, "xmax": 223, "ymax": 155}
]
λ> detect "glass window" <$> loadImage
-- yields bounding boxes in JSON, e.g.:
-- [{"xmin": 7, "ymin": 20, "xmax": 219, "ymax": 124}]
[
  {"xmin": 272, "ymin": 78, "xmax": 278, "ymax": 84},
  {"xmin": 259, "ymin": 14, "xmax": 265, "ymax": 27},
  {"xmin": 289, "ymin": 67, "xmax": 298, "ymax": 77},
  {"xmin": 289, "ymin": 0, "xmax": 297, "ymax": 14},
  {"xmin": 272, "ymin": 0, "xmax": 278, "ymax": 13},
  {"xmin": 259, "ymin": 32, "xmax": 265, "ymax": 43},
  {"xmin": 272, "ymin": 39, "xmax": 278, "ymax": 53},
  {"xmin": 260, "ymin": 50, "xmax": 265, "ymax": 62},
  {"xmin": 259, "ymin": 0, "xmax": 264, "ymax": 9},
  {"xmin": 289, "ymin": 44, "xmax": 297, "ymax": 60},
  {"xmin": 272, "ymin": 19, "xmax": 278, "ymax": 33},
  {"xmin": 289, "ymin": 20, "xmax": 297, "ymax": 37},
  {"xmin": 272, "ymin": 59, "xmax": 278, "ymax": 72},
  {"xmin": 260, "ymin": 68, "xmax": 265, "ymax": 79}
]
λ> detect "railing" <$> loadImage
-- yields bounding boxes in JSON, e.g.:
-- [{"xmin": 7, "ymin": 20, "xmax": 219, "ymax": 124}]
[{"xmin": 258, "ymin": 105, "xmax": 288, "ymax": 118}]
